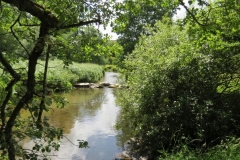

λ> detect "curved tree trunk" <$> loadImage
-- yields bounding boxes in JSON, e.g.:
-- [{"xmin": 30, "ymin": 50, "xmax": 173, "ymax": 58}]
[{"xmin": 4, "ymin": 24, "xmax": 49, "ymax": 160}]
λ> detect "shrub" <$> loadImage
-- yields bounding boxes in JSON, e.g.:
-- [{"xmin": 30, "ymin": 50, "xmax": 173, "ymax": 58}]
[{"xmin": 117, "ymin": 21, "xmax": 240, "ymax": 158}]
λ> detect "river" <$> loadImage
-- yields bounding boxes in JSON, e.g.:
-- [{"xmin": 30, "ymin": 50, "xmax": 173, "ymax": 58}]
[{"xmin": 23, "ymin": 72, "xmax": 129, "ymax": 160}]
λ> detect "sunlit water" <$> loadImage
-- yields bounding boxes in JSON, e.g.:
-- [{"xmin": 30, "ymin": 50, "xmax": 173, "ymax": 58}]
[{"xmin": 23, "ymin": 72, "xmax": 127, "ymax": 160}]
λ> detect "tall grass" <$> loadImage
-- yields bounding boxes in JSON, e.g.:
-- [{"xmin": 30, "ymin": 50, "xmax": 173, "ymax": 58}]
[
  {"xmin": 39, "ymin": 60, "xmax": 103, "ymax": 91},
  {"xmin": 0, "ymin": 59, "xmax": 104, "ymax": 91},
  {"xmin": 68, "ymin": 62, "xmax": 104, "ymax": 83}
]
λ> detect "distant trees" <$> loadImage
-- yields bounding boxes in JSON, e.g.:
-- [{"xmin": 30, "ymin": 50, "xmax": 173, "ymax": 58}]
[
  {"xmin": 51, "ymin": 26, "xmax": 123, "ymax": 65},
  {"xmin": 112, "ymin": 0, "xmax": 176, "ymax": 62}
]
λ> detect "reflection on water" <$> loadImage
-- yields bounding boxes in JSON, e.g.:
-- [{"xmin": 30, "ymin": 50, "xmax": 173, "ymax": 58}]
[
  {"xmin": 48, "ymin": 89, "xmax": 104, "ymax": 134},
  {"xmin": 23, "ymin": 72, "xmax": 127, "ymax": 160}
]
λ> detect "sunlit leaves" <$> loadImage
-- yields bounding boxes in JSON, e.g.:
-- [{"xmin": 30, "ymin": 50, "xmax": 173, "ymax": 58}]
[{"xmin": 117, "ymin": 12, "xmax": 240, "ymax": 156}]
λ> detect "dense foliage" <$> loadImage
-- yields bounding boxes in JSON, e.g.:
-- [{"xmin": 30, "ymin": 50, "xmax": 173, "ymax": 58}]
[
  {"xmin": 52, "ymin": 26, "xmax": 123, "ymax": 65},
  {"xmin": 2, "ymin": 0, "xmax": 240, "ymax": 159},
  {"xmin": 0, "ymin": 0, "xmax": 113, "ymax": 159},
  {"xmin": 117, "ymin": 1, "xmax": 240, "ymax": 158}
]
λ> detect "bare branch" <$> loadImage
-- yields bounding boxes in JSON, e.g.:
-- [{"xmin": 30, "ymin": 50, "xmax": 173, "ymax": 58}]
[
  {"xmin": 37, "ymin": 44, "xmax": 51, "ymax": 129},
  {"xmin": 0, "ymin": 52, "xmax": 20, "ymax": 138},
  {"xmin": 10, "ymin": 13, "xmax": 30, "ymax": 55},
  {"xmin": 0, "ymin": 53, "xmax": 20, "ymax": 79},
  {"xmin": 63, "ymin": 135, "xmax": 78, "ymax": 146},
  {"xmin": 59, "ymin": 19, "xmax": 101, "ymax": 29}
]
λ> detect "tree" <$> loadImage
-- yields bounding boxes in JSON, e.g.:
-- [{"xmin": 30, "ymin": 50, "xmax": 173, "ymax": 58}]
[
  {"xmin": 50, "ymin": 26, "xmax": 106, "ymax": 64},
  {"xmin": 0, "ymin": 0, "xmax": 113, "ymax": 159},
  {"xmin": 49, "ymin": 26, "xmax": 123, "ymax": 65},
  {"xmin": 104, "ymin": 40, "xmax": 123, "ymax": 66},
  {"xmin": 112, "ymin": 0, "xmax": 176, "ymax": 62},
  {"xmin": 117, "ymin": 0, "xmax": 240, "ymax": 157}
]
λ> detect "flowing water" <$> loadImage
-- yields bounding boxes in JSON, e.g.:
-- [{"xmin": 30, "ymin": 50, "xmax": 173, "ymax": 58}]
[{"xmin": 23, "ymin": 72, "xmax": 129, "ymax": 160}]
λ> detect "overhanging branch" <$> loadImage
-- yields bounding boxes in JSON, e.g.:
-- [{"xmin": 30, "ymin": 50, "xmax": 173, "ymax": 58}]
[
  {"xmin": 59, "ymin": 19, "xmax": 101, "ymax": 29},
  {"xmin": 10, "ymin": 12, "xmax": 30, "ymax": 55},
  {"xmin": 179, "ymin": 0, "xmax": 205, "ymax": 26},
  {"xmin": 2, "ymin": 0, "xmax": 58, "ymax": 27},
  {"xmin": 2, "ymin": 0, "xmax": 101, "ymax": 30}
]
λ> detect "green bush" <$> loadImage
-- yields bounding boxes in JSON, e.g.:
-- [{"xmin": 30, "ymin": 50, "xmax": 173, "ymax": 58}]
[{"xmin": 117, "ymin": 21, "xmax": 240, "ymax": 158}]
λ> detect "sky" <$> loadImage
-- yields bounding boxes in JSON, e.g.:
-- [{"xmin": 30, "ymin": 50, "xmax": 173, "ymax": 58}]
[{"xmin": 99, "ymin": 0, "xmax": 188, "ymax": 40}]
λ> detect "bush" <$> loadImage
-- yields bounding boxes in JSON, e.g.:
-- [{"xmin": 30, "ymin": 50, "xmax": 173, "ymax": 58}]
[{"xmin": 117, "ymin": 21, "xmax": 240, "ymax": 158}]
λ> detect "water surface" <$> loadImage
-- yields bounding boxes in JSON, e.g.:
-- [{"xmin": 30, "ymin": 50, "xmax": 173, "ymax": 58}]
[{"xmin": 24, "ymin": 72, "xmax": 127, "ymax": 160}]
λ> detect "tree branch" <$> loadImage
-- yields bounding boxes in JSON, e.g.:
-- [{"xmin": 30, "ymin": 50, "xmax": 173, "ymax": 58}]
[
  {"xmin": 4, "ymin": 23, "xmax": 49, "ymax": 160},
  {"xmin": 0, "ymin": 53, "xmax": 20, "ymax": 160},
  {"xmin": 0, "ymin": 53, "xmax": 20, "ymax": 80},
  {"xmin": 3, "ymin": 0, "xmax": 101, "ymax": 29},
  {"xmin": 37, "ymin": 44, "xmax": 51, "ymax": 129},
  {"xmin": 2, "ymin": 0, "xmax": 59, "ymax": 28},
  {"xmin": 10, "ymin": 12, "xmax": 30, "ymax": 55},
  {"xmin": 59, "ymin": 19, "xmax": 101, "ymax": 29},
  {"xmin": 0, "ymin": 79, "xmax": 16, "ymax": 132},
  {"xmin": 179, "ymin": 0, "xmax": 205, "ymax": 26}
]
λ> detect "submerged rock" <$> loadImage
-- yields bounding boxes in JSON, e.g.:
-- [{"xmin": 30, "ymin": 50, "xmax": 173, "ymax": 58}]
[
  {"xmin": 90, "ymin": 83, "xmax": 104, "ymax": 88},
  {"xmin": 114, "ymin": 152, "xmax": 132, "ymax": 160},
  {"xmin": 100, "ymin": 82, "xmax": 111, "ymax": 86},
  {"xmin": 73, "ymin": 81, "xmax": 127, "ymax": 89},
  {"xmin": 116, "ymin": 138, "xmax": 149, "ymax": 160},
  {"xmin": 109, "ymin": 84, "xmax": 120, "ymax": 88},
  {"xmin": 73, "ymin": 83, "xmax": 90, "ymax": 88}
]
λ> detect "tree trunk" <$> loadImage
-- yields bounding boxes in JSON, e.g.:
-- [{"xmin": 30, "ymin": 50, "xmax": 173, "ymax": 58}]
[{"xmin": 4, "ymin": 24, "xmax": 49, "ymax": 160}]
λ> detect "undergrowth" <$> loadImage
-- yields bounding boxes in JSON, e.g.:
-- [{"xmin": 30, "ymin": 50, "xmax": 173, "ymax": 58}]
[{"xmin": 159, "ymin": 137, "xmax": 240, "ymax": 160}]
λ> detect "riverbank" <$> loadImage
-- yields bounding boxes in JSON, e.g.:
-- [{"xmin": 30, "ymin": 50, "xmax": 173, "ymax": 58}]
[{"xmin": 0, "ymin": 60, "xmax": 104, "ymax": 91}]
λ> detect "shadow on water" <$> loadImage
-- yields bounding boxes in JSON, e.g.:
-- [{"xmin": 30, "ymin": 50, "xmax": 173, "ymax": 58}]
[{"xmin": 22, "ymin": 72, "xmax": 130, "ymax": 160}]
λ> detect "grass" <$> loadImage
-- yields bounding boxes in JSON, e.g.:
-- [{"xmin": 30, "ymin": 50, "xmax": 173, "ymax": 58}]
[{"xmin": 158, "ymin": 138, "xmax": 240, "ymax": 160}]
